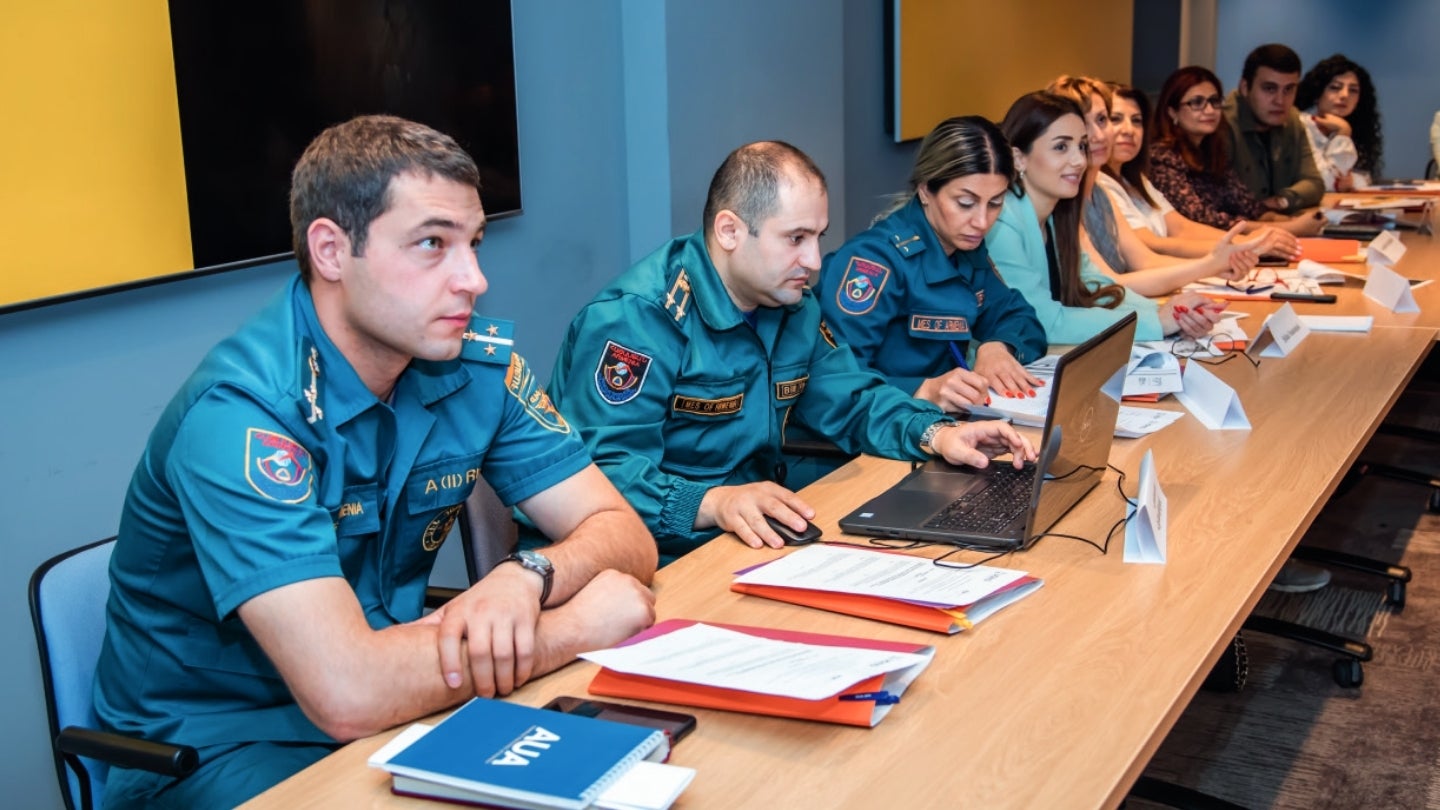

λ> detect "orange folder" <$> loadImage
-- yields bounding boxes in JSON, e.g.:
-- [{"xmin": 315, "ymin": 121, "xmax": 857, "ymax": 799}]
[
  {"xmin": 587, "ymin": 619, "xmax": 934, "ymax": 727},
  {"xmin": 1295, "ymin": 238, "xmax": 1363, "ymax": 263},
  {"xmin": 729, "ymin": 575, "xmax": 1041, "ymax": 635}
]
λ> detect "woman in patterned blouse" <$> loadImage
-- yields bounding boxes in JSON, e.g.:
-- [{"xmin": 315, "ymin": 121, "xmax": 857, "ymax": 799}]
[{"xmin": 1148, "ymin": 66, "xmax": 1323, "ymax": 236}]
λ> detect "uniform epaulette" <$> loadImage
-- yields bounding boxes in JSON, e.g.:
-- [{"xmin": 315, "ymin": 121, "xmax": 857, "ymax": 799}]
[
  {"xmin": 297, "ymin": 337, "xmax": 324, "ymax": 425},
  {"xmin": 460, "ymin": 315, "xmax": 516, "ymax": 365},
  {"xmin": 663, "ymin": 267, "xmax": 693, "ymax": 324},
  {"xmin": 889, "ymin": 230, "xmax": 927, "ymax": 258}
]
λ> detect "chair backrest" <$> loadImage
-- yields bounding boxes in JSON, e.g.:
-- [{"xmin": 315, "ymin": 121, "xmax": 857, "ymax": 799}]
[
  {"xmin": 29, "ymin": 538, "xmax": 117, "ymax": 810},
  {"xmin": 459, "ymin": 477, "xmax": 519, "ymax": 584}
]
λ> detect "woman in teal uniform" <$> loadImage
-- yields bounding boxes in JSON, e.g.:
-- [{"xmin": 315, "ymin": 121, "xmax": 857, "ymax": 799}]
[
  {"xmin": 818, "ymin": 116, "xmax": 1048, "ymax": 409},
  {"xmin": 985, "ymin": 92, "xmax": 1223, "ymax": 345}
]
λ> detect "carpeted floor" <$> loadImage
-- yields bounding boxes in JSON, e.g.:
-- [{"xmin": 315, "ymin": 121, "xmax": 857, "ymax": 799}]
[{"xmin": 1133, "ymin": 381, "xmax": 1440, "ymax": 809}]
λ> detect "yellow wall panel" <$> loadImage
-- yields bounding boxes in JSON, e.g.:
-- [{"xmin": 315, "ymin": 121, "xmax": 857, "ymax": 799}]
[
  {"xmin": 0, "ymin": 1, "xmax": 191, "ymax": 308},
  {"xmin": 895, "ymin": 0, "xmax": 1134, "ymax": 141}
]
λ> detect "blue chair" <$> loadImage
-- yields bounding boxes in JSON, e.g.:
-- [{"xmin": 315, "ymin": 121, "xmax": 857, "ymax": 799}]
[{"xmin": 29, "ymin": 538, "xmax": 197, "ymax": 810}]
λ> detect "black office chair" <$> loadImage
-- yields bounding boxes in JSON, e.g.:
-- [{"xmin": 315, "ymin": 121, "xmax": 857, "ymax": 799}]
[
  {"xmin": 29, "ymin": 538, "xmax": 198, "ymax": 810},
  {"xmin": 458, "ymin": 475, "xmax": 521, "ymax": 584}
]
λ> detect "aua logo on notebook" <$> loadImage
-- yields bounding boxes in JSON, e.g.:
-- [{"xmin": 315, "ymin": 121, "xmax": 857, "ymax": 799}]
[{"xmin": 487, "ymin": 726, "xmax": 561, "ymax": 766}]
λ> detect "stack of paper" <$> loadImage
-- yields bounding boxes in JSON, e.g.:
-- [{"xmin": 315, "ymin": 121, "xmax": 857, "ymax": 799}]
[
  {"xmin": 730, "ymin": 544, "xmax": 1042, "ymax": 634},
  {"xmin": 582, "ymin": 620, "xmax": 935, "ymax": 727}
]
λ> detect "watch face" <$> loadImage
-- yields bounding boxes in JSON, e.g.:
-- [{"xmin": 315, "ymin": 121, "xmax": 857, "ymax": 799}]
[{"xmin": 516, "ymin": 549, "xmax": 553, "ymax": 573}]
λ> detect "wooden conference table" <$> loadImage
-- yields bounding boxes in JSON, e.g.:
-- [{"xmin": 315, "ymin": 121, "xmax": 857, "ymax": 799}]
[{"xmin": 247, "ymin": 226, "xmax": 1437, "ymax": 810}]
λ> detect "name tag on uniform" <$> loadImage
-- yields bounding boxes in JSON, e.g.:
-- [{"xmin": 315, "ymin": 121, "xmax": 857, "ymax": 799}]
[{"xmin": 908, "ymin": 314, "xmax": 970, "ymax": 339}]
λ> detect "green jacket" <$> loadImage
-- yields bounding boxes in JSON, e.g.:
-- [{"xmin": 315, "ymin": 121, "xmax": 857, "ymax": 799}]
[
  {"xmin": 548, "ymin": 231, "xmax": 946, "ymax": 561},
  {"xmin": 1223, "ymin": 90, "xmax": 1324, "ymax": 210}
]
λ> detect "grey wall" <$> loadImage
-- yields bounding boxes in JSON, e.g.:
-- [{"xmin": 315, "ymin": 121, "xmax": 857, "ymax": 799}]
[{"xmin": 1215, "ymin": 0, "xmax": 1440, "ymax": 179}]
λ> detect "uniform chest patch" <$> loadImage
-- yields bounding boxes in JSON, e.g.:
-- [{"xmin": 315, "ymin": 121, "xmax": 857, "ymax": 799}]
[
  {"xmin": 594, "ymin": 340, "xmax": 653, "ymax": 405},
  {"xmin": 908, "ymin": 314, "xmax": 971, "ymax": 337},
  {"xmin": 836, "ymin": 257, "xmax": 890, "ymax": 315},
  {"xmin": 975, "ymin": 289, "xmax": 985, "ymax": 307},
  {"xmin": 245, "ymin": 428, "xmax": 314, "ymax": 503}
]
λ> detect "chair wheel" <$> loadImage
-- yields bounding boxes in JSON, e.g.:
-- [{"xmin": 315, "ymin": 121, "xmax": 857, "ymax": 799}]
[
  {"xmin": 1333, "ymin": 658, "xmax": 1364, "ymax": 688},
  {"xmin": 1387, "ymin": 580, "xmax": 1407, "ymax": 609},
  {"xmin": 1428, "ymin": 489, "xmax": 1440, "ymax": 514}
]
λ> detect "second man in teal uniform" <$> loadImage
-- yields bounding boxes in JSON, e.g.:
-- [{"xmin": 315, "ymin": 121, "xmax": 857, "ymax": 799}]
[{"xmin": 546, "ymin": 141, "xmax": 1037, "ymax": 563}]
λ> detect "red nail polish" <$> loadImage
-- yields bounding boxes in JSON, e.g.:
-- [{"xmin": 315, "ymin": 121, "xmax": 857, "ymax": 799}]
[
  {"xmin": 985, "ymin": 396, "xmax": 992, "ymax": 405},
  {"xmin": 1175, "ymin": 305, "xmax": 1189, "ymax": 313}
]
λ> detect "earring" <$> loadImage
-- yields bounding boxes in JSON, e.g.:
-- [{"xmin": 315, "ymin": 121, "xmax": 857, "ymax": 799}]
[{"xmin": 1019, "ymin": 169, "xmax": 1026, "ymax": 181}]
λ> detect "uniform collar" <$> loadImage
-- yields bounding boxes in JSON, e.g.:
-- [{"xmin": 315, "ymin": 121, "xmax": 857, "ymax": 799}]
[
  {"xmin": 893, "ymin": 194, "xmax": 991, "ymax": 282},
  {"xmin": 290, "ymin": 279, "xmax": 472, "ymax": 428},
  {"xmin": 670, "ymin": 230, "xmax": 802, "ymax": 332}
]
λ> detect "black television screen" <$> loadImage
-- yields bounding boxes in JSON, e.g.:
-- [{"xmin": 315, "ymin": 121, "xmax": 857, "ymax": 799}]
[{"xmin": 168, "ymin": 0, "xmax": 522, "ymax": 270}]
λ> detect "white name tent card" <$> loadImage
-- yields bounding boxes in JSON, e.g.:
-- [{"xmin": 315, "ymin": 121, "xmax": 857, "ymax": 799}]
[
  {"xmin": 1174, "ymin": 362, "xmax": 1250, "ymax": 430},
  {"xmin": 1365, "ymin": 230, "xmax": 1407, "ymax": 267},
  {"xmin": 1124, "ymin": 449, "xmax": 1168, "ymax": 564},
  {"xmin": 1363, "ymin": 262, "xmax": 1420, "ymax": 313},
  {"xmin": 1246, "ymin": 303, "xmax": 1310, "ymax": 359}
]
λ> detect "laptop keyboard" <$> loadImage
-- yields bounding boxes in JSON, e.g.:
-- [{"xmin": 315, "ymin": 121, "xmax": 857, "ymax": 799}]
[{"xmin": 922, "ymin": 465, "xmax": 1037, "ymax": 533}]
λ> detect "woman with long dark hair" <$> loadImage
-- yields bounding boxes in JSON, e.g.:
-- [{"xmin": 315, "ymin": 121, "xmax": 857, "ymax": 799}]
[
  {"xmin": 985, "ymin": 91, "xmax": 1221, "ymax": 344},
  {"xmin": 818, "ymin": 116, "xmax": 1047, "ymax": 406},
  {"xmin": 1296, "ymin": 54, "xmax": 1383, "ymax": 191}
]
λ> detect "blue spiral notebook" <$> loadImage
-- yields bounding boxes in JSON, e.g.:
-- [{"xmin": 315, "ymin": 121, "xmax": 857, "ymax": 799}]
[{"xmin": 371, "ymin": 697, "xmax": 675, "ymax": 809}]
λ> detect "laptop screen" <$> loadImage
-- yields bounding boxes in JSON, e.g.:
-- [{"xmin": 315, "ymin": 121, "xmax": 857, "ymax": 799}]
[{"xmin": 1027, "ymin": 312, "xmax": 1136, "ymax": 537}]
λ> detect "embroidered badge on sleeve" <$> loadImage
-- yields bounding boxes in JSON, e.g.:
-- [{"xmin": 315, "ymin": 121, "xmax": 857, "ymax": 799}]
[
  {"xmin": 836, "ymin": 257, "xmax": 890, "ymax": 315},
  {"xmin": 505, "ymin": 354, "xmax": 571, "ymax": 433},
  {"xmin": 594, "ymin": 340, "xmax": 653, "ymax": 405},
  {"xmin": 245, "ymin": 428, "xmax": 314, "ymax": 503}
]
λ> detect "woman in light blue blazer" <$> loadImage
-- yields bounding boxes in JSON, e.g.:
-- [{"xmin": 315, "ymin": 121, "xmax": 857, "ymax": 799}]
[{"xmin": 985, "ymin": 92, "xmax": 1221, "ymax": 345}]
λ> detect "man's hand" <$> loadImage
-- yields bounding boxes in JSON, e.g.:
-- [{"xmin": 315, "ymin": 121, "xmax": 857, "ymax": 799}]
[
  {"xmin": 915, "ymin": 367, "xmax": 990, "ymax": 410},
  {"xmin": 1261, "ymin": 195, "xmax": 1290, "ymax": 212},
  {"xmin": 972, "ymin": 341, "xmax": 1043, "ymax": 401},
  {"xmin": 929, "ymin": 420, "xmax": 1037, "ymax": 469},
  {"xmin": 433, "ymin": 562, "xmax": 545, "ymax": 697},
  {"xmin": 696, "ymin": 481, "xmax": 815, "ymax": 549},
  {"xmin": 552, "ymin": 570, "xmax": 656, "ymax": 650}
]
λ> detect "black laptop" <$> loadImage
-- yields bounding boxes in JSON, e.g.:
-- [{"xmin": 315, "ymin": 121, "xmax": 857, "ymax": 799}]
[{"xmin": 838, "ymin": 312, "xmax": 1136, "ymax": 550}]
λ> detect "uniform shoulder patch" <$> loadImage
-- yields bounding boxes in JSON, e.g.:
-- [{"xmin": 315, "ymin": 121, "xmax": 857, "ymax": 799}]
[
  {"xmin": 245, "ymin": 428, "xmax": 314, "ymax": 503},
  {"xmin": 836, "ymin": 256, "xmax": 890, "ymax": 316},
  {"xmin": 594, "ymin": 340, "xmax": 653, "ymax": 405},
  {"xmin": 505, "ymin": 354, "xmax": 570, "ymax": 433}
]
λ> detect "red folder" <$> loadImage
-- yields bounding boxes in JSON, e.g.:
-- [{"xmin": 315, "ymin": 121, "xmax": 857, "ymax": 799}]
[
  {"xmin": 729, "ymin": 575, "xmax": 1041, "ymax": 635},
  {"xmin": 586, "ymin": 619, "xmax": 933, "ymax": 727}
]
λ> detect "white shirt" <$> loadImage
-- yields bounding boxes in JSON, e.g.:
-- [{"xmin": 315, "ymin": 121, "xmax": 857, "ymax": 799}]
[
  {"xmin": 1096, "ymin": 171, "xmax": 1174, "ymax": 237},
  {"xmin": 1302, "ymin": 108, "xmax": 1368, "ymax": 191}
]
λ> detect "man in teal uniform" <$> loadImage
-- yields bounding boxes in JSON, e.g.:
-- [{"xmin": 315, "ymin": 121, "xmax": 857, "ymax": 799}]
[
  {"xmin": 817, "ymin": 195, "xmax": 1047, "ymax": 400},
  {"xmin": 94, "ymin": 116, "xmax": 658, "ymax": 809},
  {"xmin": 547, "ymin": 141, "xmax": 1036, "ymax": 563}
]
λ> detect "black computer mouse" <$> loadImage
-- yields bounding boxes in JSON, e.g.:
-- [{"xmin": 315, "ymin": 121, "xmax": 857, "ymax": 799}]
[{"xmin": 764, "ymin": 515, "xmax": 823, "ymax": 545}]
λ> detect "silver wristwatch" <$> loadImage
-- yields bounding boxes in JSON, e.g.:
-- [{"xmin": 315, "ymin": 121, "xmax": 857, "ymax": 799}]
[
  {"xmin": 918, "ymin": 420, "xmax": 957, "ymax": 455},
  {"xmin": 501, "ymin": 549, "xmax": 554, "ymax": 605}
]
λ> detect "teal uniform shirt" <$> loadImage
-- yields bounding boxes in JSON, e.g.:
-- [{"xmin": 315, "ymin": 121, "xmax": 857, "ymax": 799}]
[
  {"xmin": 547, "ymin": 231, "xmax": 948, "ymax": 562},
  {"xmin": 94, "ymin": 276, "xmax": 589, "ymax": 803},
  {"xmin": 817, "ymin": 195, "xmax": 1047, "ymax": 394},
  {"xmin": 986, "ymin": 189, "xmax": 1165, "ymax": 344}
]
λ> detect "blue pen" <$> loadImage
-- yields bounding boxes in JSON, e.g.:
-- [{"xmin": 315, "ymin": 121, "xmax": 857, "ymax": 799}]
[
  {"xmin": 838, "ymin": 690, "xmax": 900, "ymax": 705},
  {"xmin": 948, "ymin": 341, "xmax": 970, "ymax": 371}
]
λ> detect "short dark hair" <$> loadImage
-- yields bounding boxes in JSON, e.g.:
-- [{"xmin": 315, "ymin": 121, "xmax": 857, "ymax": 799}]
[
  {"xmin": 1000, "ymin": 91, "xmax": 1123, "ymax": 311},
  {"xmin": 702, "ymin": 141, "xmax": 827, "ymax": 240},
  {"xmin": 1296, "ymin": 54, "xmax": 1384, "ymax": 176},
  {"xmin": 1242, "ymin": 43, "xmax": 1301, "ymax": 84},
  {"xmin": 289, "ymin": 115, "xmax": 481, "ymax": 283}
]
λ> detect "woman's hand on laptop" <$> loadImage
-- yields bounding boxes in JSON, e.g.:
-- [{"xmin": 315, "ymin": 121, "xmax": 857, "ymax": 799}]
[{"xmin": 930, "ymin": 421, "xmax": 1037, "ymax": 469}]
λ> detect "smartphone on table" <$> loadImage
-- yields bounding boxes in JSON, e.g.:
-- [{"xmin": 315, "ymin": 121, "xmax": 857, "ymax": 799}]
[{"xmin": 542, "ymin": 696, "xmax": 698, "ymax": 745}]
